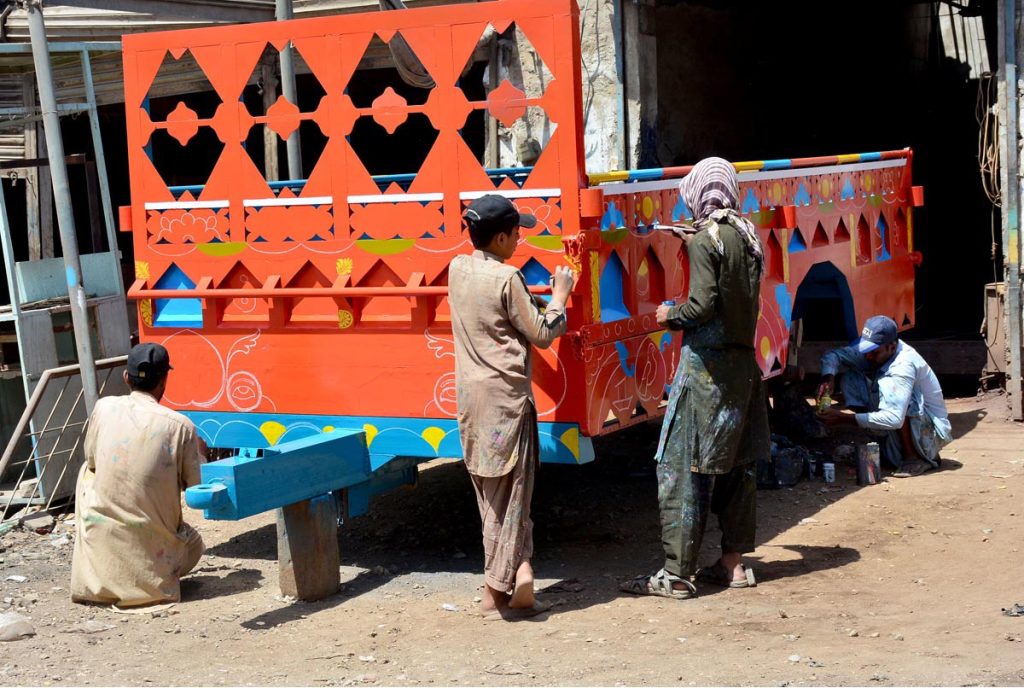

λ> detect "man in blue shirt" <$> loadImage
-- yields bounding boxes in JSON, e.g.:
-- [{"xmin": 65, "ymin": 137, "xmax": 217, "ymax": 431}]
[{"xmin": 817, "ymin": 315, "xmax": 951, "ymax": 477}]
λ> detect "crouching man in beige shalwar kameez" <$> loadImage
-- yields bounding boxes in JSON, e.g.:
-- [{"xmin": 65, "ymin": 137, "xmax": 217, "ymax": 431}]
[
  {"xmin": 448, "ymin": 194, "xmax": 574, "ymax": 621},
  {"xmin": 71, "ymin": 343, "xmax": 206, "ymax": 608}
]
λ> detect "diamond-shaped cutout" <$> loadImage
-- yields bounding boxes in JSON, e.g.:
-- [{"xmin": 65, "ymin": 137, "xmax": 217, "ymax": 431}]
[
  {"xmin": 145, "ymin": 51, "xmax": 224, "ymax": 195},
  {"xmin": 453, "ymin": 22, "xmax": 557, "ymax": 186},
  {"xmin": 349, "ymin": 34, "xmax": 436, "ymax": 108},
  {"xmin": 146, "ymin": 50, "xmax": 222, "ymax": 120},
  {"xmin": 348, "ymin": 113, "xmax": 439, "ymax": 184},
  {"xmin": 240, "ymin": 43, "xmax": 327, "ymax": 183},
  {"xmin": 150, "ymin": 127, "xmax": 226, "ymax": 193}
]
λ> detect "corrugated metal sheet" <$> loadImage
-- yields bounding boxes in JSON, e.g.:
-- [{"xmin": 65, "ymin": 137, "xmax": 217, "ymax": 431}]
[{"xmin": 0, "ymin": 0, "xmax": 467, "ymax": 43}]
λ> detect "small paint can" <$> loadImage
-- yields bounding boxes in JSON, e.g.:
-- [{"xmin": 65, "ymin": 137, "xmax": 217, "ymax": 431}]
[
  {"xmin": 857, "ymin": 442, "xmax": 881, "ymax": 485},
  {"xmin": 822, "ymin": 462, "xmax": 836, "ymax": 484}
]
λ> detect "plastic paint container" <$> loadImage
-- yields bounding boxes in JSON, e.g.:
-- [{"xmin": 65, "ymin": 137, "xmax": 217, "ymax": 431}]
[{"xmin": 822, "ymin": 462, "xmax": 836, "ymax": 484}]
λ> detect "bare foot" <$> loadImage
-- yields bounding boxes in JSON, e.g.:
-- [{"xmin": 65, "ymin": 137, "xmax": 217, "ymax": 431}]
[
  {"xmin": 508, "ymin": 560, "xmax": 535, "ymax": 609},
  {"xmin": 479, "ymin": 583, "xmax": 508, "ymax": 617}
]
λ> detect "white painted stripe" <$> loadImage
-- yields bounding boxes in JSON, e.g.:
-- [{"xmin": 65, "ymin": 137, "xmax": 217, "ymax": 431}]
[
  {"xmin": 597, "ymin": 159, "xmax": 907, "ymax": 195},
  {"xmin": 243, "ymin": 196, "xmax": 333, "ymax": 207},
  {"xmin": 460, "ymin": 188, "xmax": 561, "ymax": 200},
  {"xmin": 347, "ymin": 193, "xmax": 444, "ymax": 204},
  {"xmin": 145, "ymin": 200, "xmax": 229, "ymax": 210}
]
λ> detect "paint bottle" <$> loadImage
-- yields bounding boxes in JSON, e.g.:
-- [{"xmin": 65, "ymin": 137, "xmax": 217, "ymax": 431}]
[
  {"xmin": 822, "ymin": 462, "xmax": 836, "ymax": 484},
  {"xmin": 857, "ymin": 442, "xmax": 881, "ymax": 485}
]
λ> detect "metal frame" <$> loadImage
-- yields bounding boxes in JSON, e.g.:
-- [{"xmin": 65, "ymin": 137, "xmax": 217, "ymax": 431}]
[{"xmin": 0, "ymin": 355, "xmax": 126, "ymax": 523}]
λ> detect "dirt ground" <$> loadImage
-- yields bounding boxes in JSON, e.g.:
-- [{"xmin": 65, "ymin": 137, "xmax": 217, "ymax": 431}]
[{"xmin": 1, "ymin": 392, "xmax": 1023, "ymax": 687}]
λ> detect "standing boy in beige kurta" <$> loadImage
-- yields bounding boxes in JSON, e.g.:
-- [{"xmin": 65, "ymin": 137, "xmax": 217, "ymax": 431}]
[
  {"xmin": 448, "ymin": 194, "xmax": 574, "ymax": 620},
  {"xmin": 71, "ymin": 343, "xmax": 206, "ymax": 608}
]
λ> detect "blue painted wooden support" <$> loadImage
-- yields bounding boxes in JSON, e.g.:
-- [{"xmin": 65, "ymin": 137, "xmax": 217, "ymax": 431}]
[
  {"xmin": 185, "ymin": 429, "xmax": 371, "ymax": 520},
  {"xmin": 344, "ymin": 456, "xmax": 418, "ymax": 519}
]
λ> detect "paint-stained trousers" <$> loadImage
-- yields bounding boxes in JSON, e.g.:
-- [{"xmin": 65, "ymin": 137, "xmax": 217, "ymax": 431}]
[
  {"xmin": 657, "ymin": 461, "xmax": 757, "ymax": 579},
  {"xmin": 469, "ymin": 411, "xmax": 537, "ymax": 593}
]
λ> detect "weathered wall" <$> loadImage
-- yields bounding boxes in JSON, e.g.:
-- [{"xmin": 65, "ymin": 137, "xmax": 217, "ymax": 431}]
[{"xmin": 484, "ymin": 0, "xmax": 626, "ymax": 174}]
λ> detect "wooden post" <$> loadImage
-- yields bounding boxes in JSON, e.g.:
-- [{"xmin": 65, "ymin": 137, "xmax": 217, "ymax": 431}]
[
  {"xmin": 485, "ymin": 34, "xmax": 500, "ymax": 169},
  {"xmin": 85, "ymin": 161, "xmax": 103, "ymax": 252},
  {"xmin": 37, "ymin": 114, "xmax": 54, "ymax": 260},
  {"xmin": 22, "ymin": 75, "xmax": 41, "ymax": 261},
  {"xmin": 261, "ymin": 59, "xmax": 280, "ymax": 182},
  {"xmin": 276, "ymin": 493, "xmax": 340, "ymax": 601}
]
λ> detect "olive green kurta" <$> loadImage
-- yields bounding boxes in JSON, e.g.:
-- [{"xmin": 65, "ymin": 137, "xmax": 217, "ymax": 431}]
[
  {"xmin": 655, "ymin": 221, "xmax": 769, "ymax": 474},
  {"xmin": 654, "ymin": 218, "xmax": 770, "ymax": 578}
]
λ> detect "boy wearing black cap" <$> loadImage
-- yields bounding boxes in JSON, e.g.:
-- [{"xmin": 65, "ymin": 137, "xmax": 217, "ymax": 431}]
[
  {"xmin": 71, "ymin": 343, "xmax": 206, "ymax": 607},
  {"xmin": 448, "ymin": 194, "xmax": 574, "ymax": 620}
]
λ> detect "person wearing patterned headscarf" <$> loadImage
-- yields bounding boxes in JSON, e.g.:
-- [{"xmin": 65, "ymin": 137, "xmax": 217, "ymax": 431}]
[{"xmin": 621, "ymin": 157, "xmax": 770, "ymax": 600}]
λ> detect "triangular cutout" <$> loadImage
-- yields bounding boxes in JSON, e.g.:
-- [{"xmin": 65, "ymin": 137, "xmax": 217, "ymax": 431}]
[
  {"xmin": 812, "ymin": 222, "xmax": 829, "ymax": 248},
  {"xmin": 219, "ymin": 262, "xmax": 270, "ymax": 323},
  {"xmin": 152, "ymin": 264, "xmax": 202, "ymax": 328},
  {"xmin": 834, "ymin": 218, "xmax": 851, "ymax": 243},
  {"xmin": 788, "ymin": 228, "xmax": 807, "ymax": 253}
]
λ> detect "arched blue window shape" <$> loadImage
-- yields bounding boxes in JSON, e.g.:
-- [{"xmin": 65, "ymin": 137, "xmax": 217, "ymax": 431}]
[
  {"xmin": 153, "ymin": 263, "xmax": 203, "ymax": 328},
  {"xmin": 520, "ymin": 258, "xmax": 552, "ymax": 304},
  {"xmin": 876, "ymin": 215, "xmax": 891, "ymax": 262},
  {"xmin": 600, "ymin": 252, "xmax": 631, "ymax": 322}
]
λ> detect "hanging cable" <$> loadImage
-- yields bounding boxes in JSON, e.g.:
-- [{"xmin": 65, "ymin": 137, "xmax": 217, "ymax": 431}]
[
  {"xmin": 976, "ymin": 71, "xmax": 1002, "ymax": 283},
  {"xmin": 977, "ymin": 72, "xmax": 1001, "ymax": 207}
]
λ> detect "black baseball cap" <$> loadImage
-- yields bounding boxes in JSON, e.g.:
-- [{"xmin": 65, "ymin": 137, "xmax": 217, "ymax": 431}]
[
  {"xmin": 857, "ymin": 315, "xmax": 899, "ymax": 353},
  {"xmin": 127, "ymin": 342, "xmax": 173, "ymax": 379},
  {"xmin": 463, "ymin": 194, "xmax": 537, "ymax": 233}
]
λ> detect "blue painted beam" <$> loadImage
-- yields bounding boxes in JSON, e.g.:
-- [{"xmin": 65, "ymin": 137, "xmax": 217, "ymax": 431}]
[{"xmin": 185, "ymin": 428, "xmax": 373, "ymax": 520}]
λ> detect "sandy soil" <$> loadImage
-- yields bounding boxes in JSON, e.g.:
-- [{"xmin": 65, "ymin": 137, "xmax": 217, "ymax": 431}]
[{"xmin": 1, "ymin": 393, "xmax": 1022, "ymax": 686}]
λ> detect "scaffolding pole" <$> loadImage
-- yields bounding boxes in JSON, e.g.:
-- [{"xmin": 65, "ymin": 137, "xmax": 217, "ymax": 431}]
[
  {"xmin": 275, "ymin": 0, "xmax": 302, "ymax": 180},
  {"xmin": 25, "ymin": 0, "xmax": 99, "ymax": 414}
]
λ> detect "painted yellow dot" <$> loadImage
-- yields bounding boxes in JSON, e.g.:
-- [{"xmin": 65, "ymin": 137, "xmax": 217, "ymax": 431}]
[
  {"xmin": 760, "ymin": 336, "xmax": 771, "ymax": 361},
  {"xmin": 322, "ymin": 425, "xmax": 335, "ymax": 433},
  {"xmin": 641, "ymin": 196, "xmax": 654, "ymax": 219},
  {"xmin": 336, "ymin": 258, "xmax": 353, "ymax": 275},
  {"xmin": 338, "ymin": 310, "xmax": 354, "ymax": 329}
]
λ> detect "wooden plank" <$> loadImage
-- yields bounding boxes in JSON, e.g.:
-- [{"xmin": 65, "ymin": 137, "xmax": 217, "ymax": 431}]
[
  {"xmin": 260, "ymin": 60, "xmax": 280, "ymax": 183},
  {"xmin": 798, "ymin": 340, "xmax": 987, "ymax": 377},
  {"xmin": 276, "ymin": 494, "xmax": 340, "ymax": 601},
  {"xmin": 22, "ymin": 75, "xmax": 40, "ymax": 262},
  {"xmin": 37, "ymin": 112, "xmax": 54, "ymax": 260},
  {"xmin": 84, "ymin": 161, "xmax": 104, "ymax": 252},
  {"xmin": 92, "ymin": 297, "xmax": 131, "ymax": 358}
]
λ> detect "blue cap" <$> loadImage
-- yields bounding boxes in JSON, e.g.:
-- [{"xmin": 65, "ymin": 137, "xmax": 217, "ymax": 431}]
[{"xmin": 857, "ymin": 316, "xmax": 898, "ymax": 353}]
